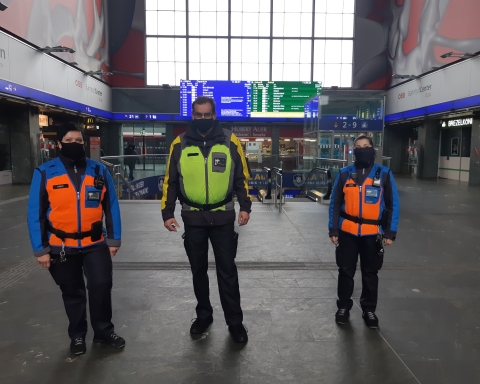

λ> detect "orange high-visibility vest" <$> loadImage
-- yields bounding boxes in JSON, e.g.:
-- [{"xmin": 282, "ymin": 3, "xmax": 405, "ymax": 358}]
[{"xmin": 341, "ymin": 172, "xmax": 383, "ymax": 236}]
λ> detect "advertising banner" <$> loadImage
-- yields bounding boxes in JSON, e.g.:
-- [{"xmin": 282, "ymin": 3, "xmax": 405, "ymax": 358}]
[
  {"xmin": 386, "ymin": 58, "xmax": 480, "ymax": 117},
  {"xmin": 122, "ymin": 175, "xmax": 164, "ymax": 199},
  {"xmin": 0, "ymin": 30, "xmax": 112, "ymax": 114}
]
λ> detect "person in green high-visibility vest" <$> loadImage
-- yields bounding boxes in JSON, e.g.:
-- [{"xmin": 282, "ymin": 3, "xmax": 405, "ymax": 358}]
[{"xmin": 162, "ymin": 96, "xmax": 252, "ymax": 343}]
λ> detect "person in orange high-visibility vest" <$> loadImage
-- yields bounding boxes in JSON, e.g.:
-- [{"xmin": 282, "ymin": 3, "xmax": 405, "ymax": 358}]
[
  {"xmin": 329, "ymin": 135, "xmax": 400, "ymax": 329},
  {"xmin": 27, "ymin": 123, "xmax": 125, "ymax": 355}
]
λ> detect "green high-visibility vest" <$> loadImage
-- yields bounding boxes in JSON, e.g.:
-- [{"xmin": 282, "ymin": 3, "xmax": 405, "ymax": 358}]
[{"xmin": 178, "ymin": 130, "xmax": 235, "ymax": 211}]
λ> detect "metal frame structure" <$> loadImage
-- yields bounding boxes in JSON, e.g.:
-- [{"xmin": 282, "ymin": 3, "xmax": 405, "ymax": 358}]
[
  {"xmin": 144, "ymin": 0, "xmax": 356, "ymax": 85},
  {"xmin": 273, "ymin": 165, "xmax": 283, "ymax": 213}
]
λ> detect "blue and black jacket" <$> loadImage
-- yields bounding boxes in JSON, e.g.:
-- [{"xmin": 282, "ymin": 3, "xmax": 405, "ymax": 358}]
[
  {"xmin": 328, "ymin": 163, "xmax": 400, "ymax": 240},
  {"xmin": 27, "ymin": 155, "xmax": 122, "ymax": 257}
]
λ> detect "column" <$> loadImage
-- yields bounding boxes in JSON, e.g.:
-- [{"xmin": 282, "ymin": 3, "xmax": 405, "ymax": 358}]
[
  {"xmin": 9, "ymin": 105, "xmax": 41, "ymax": 184},
  {"xmin": 469, "ymin": 118, "xmax": 480, "ymax": 186},
  {"xmin": 271, "ymin": 125, "xmax": 280, "ymax": 168},
  {"xmin": 416, "ymin": 120, "xmax": 440, "ymax": 179}
]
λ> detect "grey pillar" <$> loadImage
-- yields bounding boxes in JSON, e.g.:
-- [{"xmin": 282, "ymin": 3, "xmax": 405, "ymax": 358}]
[
  {"xmin": 271, "ymin": 125, "xmax": 280, "ymax": 167},
  {"xmin": 416, "ymin": 120, "xmax": 440, "ymax": 179},
  {"xmin": 10, "ymin": 106, "xmax": 40, "ymax": 184},
  {"xmin": 166, "ymin": 124, "xmax": 174, "ymax": 150},
  {"xmin": 469, "ymin": 118, "xmax": 480, "ymax": 186},
  {"xmin": 104, "ymin": 123, "xmax": 122, "ymax": 157}
]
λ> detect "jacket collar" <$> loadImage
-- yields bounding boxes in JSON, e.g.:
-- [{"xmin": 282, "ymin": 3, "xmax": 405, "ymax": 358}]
[
  {"xmin": 184, "ymin": 120, "xmax": 226, "ymax": 145},
  {"xmin": 58, "ymin": 153, "xmax": 87, "ymax": 168}
]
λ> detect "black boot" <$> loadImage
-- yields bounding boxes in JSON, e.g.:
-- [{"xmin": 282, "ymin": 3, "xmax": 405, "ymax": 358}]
[{"xmin": 70, "ymin": 338, "xmax": 86, "ymax": 355}]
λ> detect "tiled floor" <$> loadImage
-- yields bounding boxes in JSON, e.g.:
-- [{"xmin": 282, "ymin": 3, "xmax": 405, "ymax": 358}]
[{"xmin": 0, "ymin": 176, "xmax": 479, "ymax": 383}]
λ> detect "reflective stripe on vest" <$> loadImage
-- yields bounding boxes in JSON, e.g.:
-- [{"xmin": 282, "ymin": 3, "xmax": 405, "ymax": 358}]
[
  {"xmin": 178, "ymin": 134, "xmax": 234, "ymax": 212},
  {"xmin": 45, "ymin": 164, "xmax": 106, "ymax": 248},
  {"xmin": 341, "ymin": 168, "xmax": 383, "ymax": 236}
]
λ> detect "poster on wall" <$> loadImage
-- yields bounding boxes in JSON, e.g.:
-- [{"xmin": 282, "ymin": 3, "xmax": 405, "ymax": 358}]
[
  {"xmin": 354, "ymin": 0, "xmax": 480, "ymax": 89},
  {"xmin": 0, "ymin": 0, "xmax": 110, "ymax": 79}
]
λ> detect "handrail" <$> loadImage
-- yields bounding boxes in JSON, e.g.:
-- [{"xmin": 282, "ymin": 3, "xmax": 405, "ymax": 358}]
[
  {"xmin": 101, "ymin": 154, "xmax": 169, "ymax": 160},
  {"xmin": 272, "ymin": 166, "xmax": 283, "ymax": 213},
  {"xmin": 262, "ymin": 167, "xmax": 272, "ymax": 200},
  {"xmin": 299, "ymin": 167, "xmax": 333, "ymax": 201},
  {"xmin": 315, "ymin": 158, "xmax": 347, "ymax": 163},
  {"xmin": 100, "ymin": 159, "xmax": 139, "ymax": 200}
]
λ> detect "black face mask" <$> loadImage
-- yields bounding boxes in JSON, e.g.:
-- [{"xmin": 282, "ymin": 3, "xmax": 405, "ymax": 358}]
[
  {"xmin": 354, "ymin": 147, "xmax": 376, "ymax": 168},
  {"xmin": 60, "ymin": 142, "xmax": 86, "ymax": 161},
  {"xmin": 192, "ymin": 119, "xmax": 214, "ymax": 134}
]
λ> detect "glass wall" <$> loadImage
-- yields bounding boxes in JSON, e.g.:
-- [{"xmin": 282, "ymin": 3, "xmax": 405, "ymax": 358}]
[
  {"xmin": 121, "ymin": 123, "xmax": 167, "ymax": 179},
  {"xmin": 240, "ymin": 126, "xmax": 303, "ymax": 171},
  {"xmin": 146, "ymin": 0, "xmax": 355, "ymax": 86},
  {"xmin": 303, "ymin": 93, "xmax": 385, "ymax": 171}
]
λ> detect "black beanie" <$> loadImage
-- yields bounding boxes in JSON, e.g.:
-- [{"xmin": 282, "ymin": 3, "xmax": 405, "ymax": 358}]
[{"xmin": 56, "ymin": 123, "xmax": 83, "ymax": 142}]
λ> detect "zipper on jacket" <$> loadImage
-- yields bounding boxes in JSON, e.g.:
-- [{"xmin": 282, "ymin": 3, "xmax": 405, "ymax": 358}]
[
  {"xmin": 74, "ymin": 165, "xmax": 82, "ymax": 248},
  {"xmin": 358, "ymin": 185, "xmax": 362, "ymax": 236},
  {"xmin": 204, "ymin": 141, "xmax": 209, "ymax": 205}
]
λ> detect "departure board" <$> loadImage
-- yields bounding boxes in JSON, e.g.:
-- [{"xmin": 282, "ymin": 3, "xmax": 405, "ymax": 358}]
[
  {"xmin": 180, "ymin": 80, "xmax": 251, "ymax": 119},
  {"xmin": 250, "ymin": 81, "xmax": 322, "ymax": 118}
]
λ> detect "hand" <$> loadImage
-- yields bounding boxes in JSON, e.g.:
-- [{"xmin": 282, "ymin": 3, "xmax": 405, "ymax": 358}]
[
  {"xmin": 109, "ymin": 247, "xmax": 120, "ymax": 257},
  {"xmin": 383, "ymin": 238, "xmax": 393, "ymax": 246},
  {"xmin": 238, "ymin": 211, "xmax": 250, "ymax": 226},
  {"xmin": 37, "ymin": 254, "xmax": 51, "ymax": 269},
  {"xmin": 330, "ymin": 236, "xmax": 339, "ymax": 245},
  {"xmin": 165, "ymin": 218, "xmax": 181, "ymax": 232}
]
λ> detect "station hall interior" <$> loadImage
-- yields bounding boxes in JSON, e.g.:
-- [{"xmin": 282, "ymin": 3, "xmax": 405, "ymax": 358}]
[{"xmin": 1, "ymin": 1, "xmax": 480, "ymax": 383}]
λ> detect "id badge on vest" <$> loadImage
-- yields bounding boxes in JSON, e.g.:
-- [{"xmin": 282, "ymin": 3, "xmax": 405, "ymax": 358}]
[{"xmin": 212, "ymin": 152, "xmax": 227, "ymax": 173}]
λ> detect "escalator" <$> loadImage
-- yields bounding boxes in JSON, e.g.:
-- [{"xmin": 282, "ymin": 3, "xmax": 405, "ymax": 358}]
[{"xmin": 296, "ymin": 167, "xmax": 332, "ymax": 202}]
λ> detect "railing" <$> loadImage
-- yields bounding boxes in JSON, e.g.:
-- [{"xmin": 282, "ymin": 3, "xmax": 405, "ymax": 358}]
[
  {"xmin": 257, "ymin": 167, "xmax": 273, "ymax": 202},
  {"xmin": 101, "ymin": 155, "xmax": 170, "ymax": 200},
  {"xmin": 382, "ymin": 156, "xmax": 392, "ymax": 168},
  {"xmin": 100, "ymin": 159, "xmax": 140, "ymax": 200},
  {"xmin": 245, "ymin": 154, "xmax": 302, "ymax": 172},
  {"xmin": 273, "ymin": 165, "xmax": 283, "ymax": 213},
  {"xmin": 297, "ymin": 167, "xmax": 332, "ymax": 202},
  {"xmin": 101, "ymin": 154, "xmax": 169, "ymax": 181},
  {"xmin": 314, "ymin": 158, "xmax": 347, "ymax": 182},
  {"xmin": 315, "ymin": 157, "xmax": 348, "ymax": 167}
]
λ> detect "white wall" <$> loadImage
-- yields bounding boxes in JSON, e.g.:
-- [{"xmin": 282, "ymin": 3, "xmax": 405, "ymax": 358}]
[
  {"xmin": 0, "ymin": 30, "xmax": 111, "ymax": 112},
  {"xmin": 438, "ymin": 156, "xmax": 470, "ymax": 182}
]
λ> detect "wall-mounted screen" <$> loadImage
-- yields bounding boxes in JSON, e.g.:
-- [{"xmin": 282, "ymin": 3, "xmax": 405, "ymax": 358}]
[
  {"xmin": 180, "ymin": 80, "xmax": 251, "ymax": 119},
  {"xmin": 250, "ymin": 81, "xmax": 322, "ymax": 118},
  {"xmin": 180, "ymin": 80, "xmax": 322, "ymax": 120}
]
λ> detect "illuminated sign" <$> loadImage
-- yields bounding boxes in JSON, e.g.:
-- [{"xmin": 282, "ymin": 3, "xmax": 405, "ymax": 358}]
[
  {"xmin": 84, "ymin": 117, "xmax": 97, "ymax": 130},
  {"xmin": 39, "ymin": 114, "xmax": 48, "ymax": 127},
  {"xmin": 447, "ymin": 118, "xmax": 473, "ymax": 128},
  {"xmin": 123, "ymin": 114, "xmax": 141, "ymax": 120},
  {"xmin": 250, "ymin": 81, "xmax": 322, "ymax": 118}
]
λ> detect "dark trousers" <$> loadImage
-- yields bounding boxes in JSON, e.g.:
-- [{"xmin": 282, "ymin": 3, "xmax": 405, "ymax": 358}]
[
  {"xmin": 336, "ymin": 231, "xmax": 379, "ymax": 312},
  {"xmin": 184, "ymin": 223, "xmax": 243, "ymax": 325},
  {"xmin": 126, "ymin": 164, "xmax": 134, "ymax": 180},
  {"xmin": 49, "ymin": 246, "xmax": 114, "ymax": 340}
]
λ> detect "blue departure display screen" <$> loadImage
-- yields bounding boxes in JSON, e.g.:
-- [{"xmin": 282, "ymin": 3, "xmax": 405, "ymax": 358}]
[{"xmin": 180, "ymin": 80, "xmax": 251, "ymax": 119}]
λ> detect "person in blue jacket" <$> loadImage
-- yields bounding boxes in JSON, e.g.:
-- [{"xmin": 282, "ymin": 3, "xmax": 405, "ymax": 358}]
[
  {"xmin": 329, "ymin": 135, "xmax": 400, "ymax": 328},
  {"xmin": 27, "ymin": 123, "xmax": 125, "ymax": 355}
]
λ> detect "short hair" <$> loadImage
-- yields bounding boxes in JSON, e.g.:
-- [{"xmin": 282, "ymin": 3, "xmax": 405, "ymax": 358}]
[
  {"xmin": 354, "ymin": 135, "xmax": 373, "ymax": 146},
  {"xmin": 192, "ymin": 96, "xmax": 216, "ymax": 115},
  {"xmin": 56, "ymin": 122, "xmax": 84, "ymax": 142}
]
